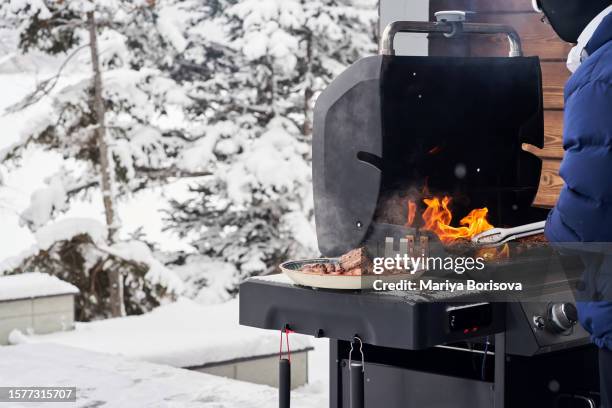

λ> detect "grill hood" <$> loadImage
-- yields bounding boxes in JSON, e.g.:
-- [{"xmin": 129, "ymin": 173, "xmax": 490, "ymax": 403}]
[{"xmin": 313, "ymin": 51, "xmax": 546, "ymax": 257}]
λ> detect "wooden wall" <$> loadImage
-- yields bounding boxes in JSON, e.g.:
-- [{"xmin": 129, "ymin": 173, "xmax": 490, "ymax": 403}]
[{"xmin": 429, "ymin": 0, "xmax": 569, "ymax": 208}]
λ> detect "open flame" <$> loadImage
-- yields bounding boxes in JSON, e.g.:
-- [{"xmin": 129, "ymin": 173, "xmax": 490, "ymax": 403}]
[
  {"xmin": 405, "ymin": 196, "xmax": 510, "ymax": 259},
  {"xmin": 406, "ymin": 200, "xmax": 417, "ymax": 227},
  {"xmin": 420, "ymin": 196, "xmax": 494, "ymax": 244}
]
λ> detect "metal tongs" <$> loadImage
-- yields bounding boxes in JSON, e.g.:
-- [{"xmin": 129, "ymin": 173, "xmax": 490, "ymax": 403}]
[{"xmin": 471, "ymin": 220, "xmax": 546, "ymax": 247}]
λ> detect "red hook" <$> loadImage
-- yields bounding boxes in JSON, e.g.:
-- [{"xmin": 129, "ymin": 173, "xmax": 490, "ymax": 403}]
[{"xmin": 279, "ymin": 327, "xmax": 294, "ymax": 362}]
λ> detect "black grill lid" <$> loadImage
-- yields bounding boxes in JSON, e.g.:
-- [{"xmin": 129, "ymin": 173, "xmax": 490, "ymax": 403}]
[{"xmin": 313, "ymin": 54, "xmax": 544, "ymax": 257}]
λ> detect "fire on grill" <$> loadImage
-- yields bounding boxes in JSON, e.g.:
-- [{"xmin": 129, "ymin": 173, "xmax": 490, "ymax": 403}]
[
  {"xmin": 296, "ymin": 194, "xmax": 545, "ymax": 278},
  {"xmin": 295, "ymin": 193, "xmax": 548, "ymax": 279}
]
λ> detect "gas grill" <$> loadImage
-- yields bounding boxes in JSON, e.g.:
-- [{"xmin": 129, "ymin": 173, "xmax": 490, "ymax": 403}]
[{"xmin": 239, "ymin": 14, "xmax": 600, "ymax": 408}]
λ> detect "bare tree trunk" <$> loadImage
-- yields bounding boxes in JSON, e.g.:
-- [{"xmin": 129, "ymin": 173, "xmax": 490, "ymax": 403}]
[
  {"xmin": 87, "ymin": 11, "xmax": 124, "ymax": 317},
  {"xmin": 303, "ymin": 33, "xmax": 313, "ymax": 136}
]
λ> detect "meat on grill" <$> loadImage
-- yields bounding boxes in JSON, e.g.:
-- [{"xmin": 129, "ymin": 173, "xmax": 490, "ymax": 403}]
[{"xmin": 300, "ymin": 247, "xmax": 373, "ymax": 276}]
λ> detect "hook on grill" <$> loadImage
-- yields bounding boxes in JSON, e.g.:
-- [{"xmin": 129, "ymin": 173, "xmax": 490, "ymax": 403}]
[
  {"xmin": 348, "ymin": 336, "xmax": 365, "ymax": 372},
  {"xmin": 348, "ymin": 336, "xmax": 365, "ymax": 408}
]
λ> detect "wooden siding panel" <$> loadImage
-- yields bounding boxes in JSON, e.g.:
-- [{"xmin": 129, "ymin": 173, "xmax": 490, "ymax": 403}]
[
  {"xmin": 430, "ymin": 0, "xmax": 530, "ymax": 13},
  {"xmin": 533, "ymin": 159, "xmax": 563, "ymax": 208},
  {"xmin": 542, "ymin": 61, "xmax": 569, "ymax": 109},
  {"xmin": 469, "ymin": 0, "xmax": 533, "ymax": 12},
  {"xmin": 428, "ymin": 36, "xmax": 471, "ymax": 57},
  {"xmin": 523, "ymin": 111, "xmax": 564, "ymax": 159},
  {"xmin": 469, "ymin": 13, "xmax": 572, "ymax": 59},
  {"xmin": 543, "ymin": 110, "xmax": 564, "ymax": 159}
]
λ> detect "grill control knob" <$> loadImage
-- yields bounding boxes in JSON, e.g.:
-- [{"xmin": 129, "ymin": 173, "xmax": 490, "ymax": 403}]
[
  {"xmin": 549, "ymin": 303, "xmax": 578, "ymax": 332},
  {"xmin": 533, "ymin": 315, "xmax": 546, "ymax": 330}
]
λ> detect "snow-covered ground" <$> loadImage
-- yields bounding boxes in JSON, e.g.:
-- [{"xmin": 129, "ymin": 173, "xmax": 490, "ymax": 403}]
[
  {"xmin": 5, "ymin": 298, "xmax": 329, "ymax": 408},
  {"xmin": 10, "ymin": 297, "xmax": 312, "ymax": 368},
  {"xmin": 0, "ymin": 343, "xmax": 327, "ymax": 408},
  {"xmin": 308, "ymin": 337, "xmax": 330, "ymax": 385}
]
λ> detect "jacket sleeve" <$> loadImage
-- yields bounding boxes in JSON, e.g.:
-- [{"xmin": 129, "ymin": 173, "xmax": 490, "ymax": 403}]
[{"xmin": 545, "ymin": 79, "xmax": 612, "ymax": 242}]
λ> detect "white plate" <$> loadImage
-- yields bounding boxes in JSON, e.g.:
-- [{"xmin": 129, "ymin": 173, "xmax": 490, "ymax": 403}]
[{"xmin": 280, "ymin": 258, "xmax": 424, "ymax": 290}]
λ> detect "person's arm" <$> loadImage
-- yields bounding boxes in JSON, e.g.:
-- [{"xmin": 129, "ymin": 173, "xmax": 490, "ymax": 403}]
[{"xmin": 545, "ymin": 78, "xmax": 612, "ymax": 243}]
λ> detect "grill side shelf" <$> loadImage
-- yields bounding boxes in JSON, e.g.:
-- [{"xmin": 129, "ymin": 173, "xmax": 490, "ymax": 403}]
[{"xmin": 239, "ymin": 277, "xmax": 505, "ymax": 350}]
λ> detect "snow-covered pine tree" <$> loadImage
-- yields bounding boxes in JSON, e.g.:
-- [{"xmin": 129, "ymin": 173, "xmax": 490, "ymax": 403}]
[
  {"xmin": 164, "ymin": 0, "xmax": 379, "ymax": 300},
  {"xmin": 0, "ymin": 0, "xmax": 190, "ymax": 319}
]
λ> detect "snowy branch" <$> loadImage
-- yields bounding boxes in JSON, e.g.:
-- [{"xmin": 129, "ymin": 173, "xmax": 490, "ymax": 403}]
[
  {"xmin": 4, "ymin": 44, "xmax": 90, "ymax": 114},
  {"xmin": 134, "ymin": 165, "xmax": 212, "ymax": 180}
]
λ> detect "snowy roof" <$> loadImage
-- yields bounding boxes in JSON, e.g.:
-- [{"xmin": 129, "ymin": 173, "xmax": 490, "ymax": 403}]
[
  {"xmin": 0, "ymin": 272, "xmax": 79, "ymax": 302},
  {"xmin": 0, "ymin": 343, "xmax": 326, "ymax": 408},
  {"xmin": 14, "ymin": 297, "xmax": 312, "ymax": 368}
]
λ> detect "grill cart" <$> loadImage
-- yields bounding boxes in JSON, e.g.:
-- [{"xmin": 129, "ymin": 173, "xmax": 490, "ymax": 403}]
[{"xmin": 240, "ymin": 13, "xmax": 599, "ymax": 408}]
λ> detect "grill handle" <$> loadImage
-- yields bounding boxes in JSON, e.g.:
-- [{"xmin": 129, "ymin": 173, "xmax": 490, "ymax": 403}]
[
  {"xmin": 380, "ymin": 16, "xmax": 523, "ymax": 57},
  {"xmin": 279, "ymin": 358, "xmax": 290, "ymax": 408},
  {"xmin": 349, "ymin": 362, "xmax": 364, "ymax": 408}
]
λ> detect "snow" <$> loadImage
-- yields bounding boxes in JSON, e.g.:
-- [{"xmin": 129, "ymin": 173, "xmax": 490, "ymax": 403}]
[
  {"xmin": 11, "ymin": 297, "xmax": 312, "ymax": 369},
  {"xmin": 230, "ymin": 0, "xmax": 304, "ymax": 32},
  {"xmin": 35, "ymin": 218, "xmax": 108, "ymax": 250},
  {"xmin": 173, "ymin": 257, "xmax": 237, "ymax": 305},
  {"xmin": 0, "ymin": 217, "xmax": 186, "ymax": 302},
  {"xmin": 104, "ymin": 240, "xmax": 184, "ymax": 295},
  {"xmin": 230, "ymin": 0, "xmax": 303, "ymax": 73},
  {"xmin": 8, "ymin": 0, "xmax": 52, "ymax": 19},
  {"xmin": 115, "ymin": 179, "xmax": 200, "ymax": 253},
  {"xmin": 281, "ymin": 210, "xmax": 318, "ymax": 254},
  {"xmin": 0, "ymin": 55, "xmax": 97, "ymax": 261},
  {"xmin": 224, "ymin": 118, "xmax": 310, "ymax": 205},
  {"xmin": 0, "ymin": 343, "xmax": 327, "ymax": 408},
  {"xmin": 0, "ymin": 218, "xmax": 108, "ymax": 273},
  {"xmin": 0, "ymin": 174, "xmax": 201, "ymax": 262},
  {"xmin": 309, "ymin": 337, "xmax": 329, "ymax": 385},
  {"xmin": 191, "ymin": 19, "xmax": 230, "ymax": 46},
  {"xmin": 18, "ymin": 175, "xmax": 76, "ymax": 232},
  {"xmin": 98, "ymin": 30, "xmax": 130, "ymax": 69},
  {"xmin": 178, "ymin": 121, "xmax": 238, "ymax": 172},
  {"xmin": 157, "ymin": 5, "xmax": 188, "ymax": 53},
  {"xmin": 0, "ymin": 151, "xmax": 59, "ymax": 260},
  {"xmin": 0, "ymin": 272, "xmax": 78, "ymax": 301}
]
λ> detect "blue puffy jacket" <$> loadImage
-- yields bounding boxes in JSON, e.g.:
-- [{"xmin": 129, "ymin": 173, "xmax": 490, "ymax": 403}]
[{"xmin": 544, "ymin": 12, "xmax": 612, "ymax": 350}]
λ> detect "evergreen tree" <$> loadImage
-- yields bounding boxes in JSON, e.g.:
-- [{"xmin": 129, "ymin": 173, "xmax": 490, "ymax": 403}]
[
  {"xmin": 0, "ymin": 0, "xmax": 189, "ymax": 318},
  {"xmin": 164, "ymin": 0, "xmax": 378, "ymax": 296}
]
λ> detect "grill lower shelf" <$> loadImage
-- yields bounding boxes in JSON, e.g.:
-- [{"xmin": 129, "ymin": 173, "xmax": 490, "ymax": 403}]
[{"xmin": 340, "ymin": 360, "xmax": 494, "ymax": 408}]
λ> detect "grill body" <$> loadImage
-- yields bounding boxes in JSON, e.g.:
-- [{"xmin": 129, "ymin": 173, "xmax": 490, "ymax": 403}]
[{"xmin": 240, "ymin": 18, "xmax": 601, "ymax": 408}]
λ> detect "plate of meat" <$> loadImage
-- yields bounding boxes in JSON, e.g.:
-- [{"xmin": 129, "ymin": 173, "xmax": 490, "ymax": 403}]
[{"xmin": 280, "ymin": 247, "xmax": 423, "ymax": 290}]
